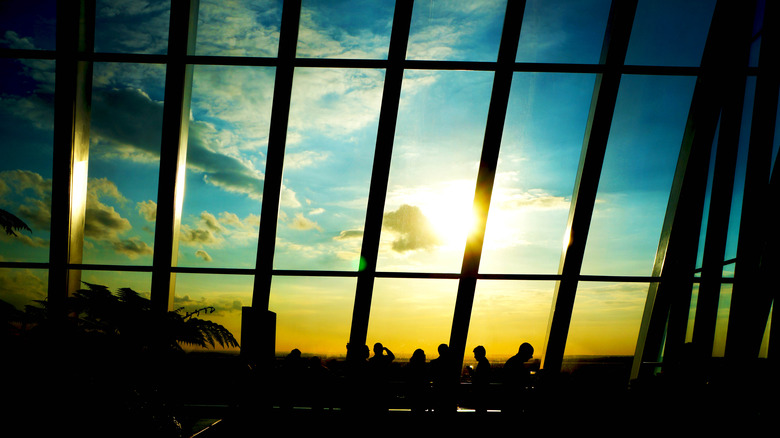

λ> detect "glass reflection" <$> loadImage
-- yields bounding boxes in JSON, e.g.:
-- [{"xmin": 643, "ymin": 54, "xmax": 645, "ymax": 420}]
[
  {"xmin": 366, "ymin": 278, "xmax": 458, "ymax": 360},
  {"xmin": 177, "ymin": 65, "xmax": 275, "ymax": 269},
  {"xmin": 0, "ymin": 58, "xmax": 54, "ymax": 262},
  {"xmin": 516, "ymin": 0, "xmax": 611, "ymax": 64},
  {"xmin": 481, "ymin": 72, "xmax": 596, "ymax": 275},
  {"xmin": 376, "ymin": 70, "xmax": 493, "ymax": 273},
  {"xmin": 0, "ymin": 268, "xmax": 48, "ymax": 312},
  {"xmin": 274, "ymin": 68, "xmax": 383, "ymax": 271},
  {"xmin": 269, "ymin": 276, "xmax": 356, "ymax": 358},
  {"xmin": 581, "ymin": 75, "xmax": 696, "ymax": 276}
]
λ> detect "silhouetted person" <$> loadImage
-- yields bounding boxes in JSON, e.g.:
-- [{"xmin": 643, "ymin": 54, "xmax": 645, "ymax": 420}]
[
  {"xmin": 367, "ymin": 342, "xmax": 396, "ymax": 412},
  {"xmin": 502, "ymin": 342, "xmax": 534, "ymax": 414},
  {"xmin": 344, "ymin": 343, "xmax": 370, "ymax": 412},
  {"xmin": 279, "ymin": 348, "xmax": 306, "ymax": 409},
  {"xmin": 430, "ymin": 343, "xmax": 458, "ymax": 414},
  {"xmin": 405, "ymin": 348, "xmax": 430, "ymax": 413},
  {"xmin": 471, "ymin": 345, "xmax": 491, "ymax": 413},
  {"xmin": 305, "ymin": 356, "xmax": 332, "ymax": 411}
]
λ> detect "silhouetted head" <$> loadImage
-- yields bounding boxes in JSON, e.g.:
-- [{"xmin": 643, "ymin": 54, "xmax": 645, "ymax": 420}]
[
  {"xmin": 518, "ymin": 342, "xmax": 534, "ymax": 362},
  {"xmin": 411, "ymin": 348, "xmax": 426, "ymax": 362},
  {"xmin": 373, "ymin": 342, "xmax": 384, "ymax": 355},
  {"xmin": 473, "ymin": 345, "xmax": 486, "ymax": 359},
  {"xmin": 438, "ymin": 343, "xmax": 449, "ymax": 356}
]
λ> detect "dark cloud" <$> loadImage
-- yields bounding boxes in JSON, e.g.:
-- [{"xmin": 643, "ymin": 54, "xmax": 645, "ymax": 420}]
[
  {"xmin": 111, "ymin": 236, "xmax": 154, "ymax": 259},
  {"xmin": 334, "ymin": 229, "xmax": 363, "ymax": 240},
  {"xmin": 382, "ymin": 204, "xmax": 442, "ymax": 252},
  {"xmin": 90, "ymin": 87, "xmax": 265, "ymax": 199}
]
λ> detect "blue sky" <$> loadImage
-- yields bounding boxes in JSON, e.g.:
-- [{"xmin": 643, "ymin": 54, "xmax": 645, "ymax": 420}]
[{"xmin": 2, "ymin": 0, "xmax": 744, "ymax": 359}]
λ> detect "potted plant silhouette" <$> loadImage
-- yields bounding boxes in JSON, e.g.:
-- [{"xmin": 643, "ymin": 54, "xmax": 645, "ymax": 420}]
[{"xmin": 3, "ymin": 282, "xmax": 239, "ymax": 437}]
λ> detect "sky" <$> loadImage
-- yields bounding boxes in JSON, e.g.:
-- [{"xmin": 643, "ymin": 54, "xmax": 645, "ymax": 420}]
[{"xmin": 2, "ymin": 0, "xmax": 760, "ymax": 362}]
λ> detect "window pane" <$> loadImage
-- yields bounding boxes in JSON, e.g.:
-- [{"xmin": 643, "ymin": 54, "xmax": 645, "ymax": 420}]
[
  {"xmin": 269, "ymin": 276, "xmax": 356, "ymax": 358},
  {"xmin": 465, "ymin": 280, "xmax": 553, "ymax": 368},
  {"xmin": 516, "ymin": 0, "xmax": 611, "ymax": 64},
  {"xmin": 712, "ymin": 283, "xmax": 731, "ymax": 357},
  {"xmin": 581, "ymin": 75, "xmax": 696, "ymax": 276},
  {"xmin": 174, "ymin": 273, "xmax": 251, "ymax": 353},
  {"xmin": 366, "ymin": 278, "xmax": 458, "ymax": 360},
  {"xmin": 565, "ymin": 282, "xmax": 647, "ymax": 358},
  {"xmin": 376, "ymin": 70, "xmax": 493, "ymax": 273},
  {"xmin": 84, "ymin": 62, "xmax": 166, "ymax": 266},
  {"xmin": 94, "ymin": 0, "xmax": 171, "ymax": 54},
  {"xmin": 177, "ymin": 65, "xmax": 274, "ymax": 269},
  {"xmin": 195, "ymin": 0, "xmax": 282, "ymax": 57},
  {"xmin": 625, "ymin": 0, "xmax": 717, "ymax": 67},
  {"xmin": 0, "ymin": 0, "xmax": 57, "ymax": 50},
  {"xmin": 481, "ymin": 73, "xmax": 596, "ymax": 274},
  {"xmin": 274, "ymin": 68, "xmax": 383, "ymax": 270},
  {"xmin": 0, "ymin": 268, "xmax": 48, "ymax": 311},
  {"xmin": 0, "ymin": 58, "xmax": 54, "ymax": 262},
  {"xmin": 297, "ymin": 0, "xmax": 394, "ymax": 59},
  {"xmin": 406, "ymin": 0, "xmax": 506, "ymax": 62}
]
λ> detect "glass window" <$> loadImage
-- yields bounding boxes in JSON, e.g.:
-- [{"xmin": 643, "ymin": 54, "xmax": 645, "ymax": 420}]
[
  {"xmin": 564, "ymin": 282, "xmax": 648, "ymax": 358},
  {"xmin": 0, "ymin": 0, "xmax": 57, "ymax": 51},
  {"xmin": 376, "ymin": 70, "xmax": 493, "ymax": 273},
  {"xmin": 84, "ymin": 62, "xmax": 166, "ymax": 266},
  {"xmin": 366, "ymin": 278, "xmax": 458, "ymax": 360},
  {"xmin": 465, "ymin": 280, "xmax": 554, "ymax": 367},
  {"xmin": 0, "ymin": 58, "xmax": 55, "ymax": 262},
  {"xmin": 516, "ymin": 0, "xmax": 611, "ymax": 64},
  {"xmin": 268, "ymin": 276, "xmax": 356, "ymax": 358},
  {"xmin": 174, "ymin": 273, "xmax": 252, "ymax": 353},
  {"xmin": 177, "ymin": 65, "xmax": 275, "ymax": 269},
  {"xmin": 481, "ymin": 72, "xmax": 596, "ymax": 275},
  {"xmin": 625, "ymin": 0, "xmax": 717, "ymax": 67},
  {"xmin": 94, "ymin": 0, "xmax": 171, "ymax": 54},
  {"xmin": 581, "ymin": 75, "xmax": 696, "ymax": 276},
  {"xmin": 406, "ymin": 0, "xmax": 507, "ymax": 62},
  {"xmin": 195, "ymin": 0, "xmax": 283, "ymax": 57},
  {"xmin": 712, "ymin": 283, "xmax": 731, "ymax": 357},
  {"xmin": 297, "ymin": 0, "xmax": 395, "ymax": 59},
  {"xmin": 0, "ymin": 268, "xmax": 48, "ymax": 311},
  {"xmin": 274, "ymin": 68, "xmax": 383, "ymax": 271}
]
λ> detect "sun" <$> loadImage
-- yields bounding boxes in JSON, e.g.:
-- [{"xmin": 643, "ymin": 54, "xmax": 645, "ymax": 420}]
[{"xmin": 421, "ymin": 181, "xmax": 480, "ymax": 248}]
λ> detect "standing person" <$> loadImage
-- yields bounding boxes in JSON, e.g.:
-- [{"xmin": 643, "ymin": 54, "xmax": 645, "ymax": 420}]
[
  {"xmin": 430, "ymin": 343, "xmax": 457, "ymax": 415},
  {"xmin": 471, "ymin": 345, "xmax": 491, "ymax": 414},
  {"xmin": 502, "ymin": 342, "xmax": 534, "ymax": 414},
  {"xmin": 405, "ymin": 348, "xmax": 430, "ymax": 414},
  {"xmin": 367, "ymin": 342, "xmax": 395, "ymax": 412}
]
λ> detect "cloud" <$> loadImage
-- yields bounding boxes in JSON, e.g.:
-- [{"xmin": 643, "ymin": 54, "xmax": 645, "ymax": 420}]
[
  {"xmin": 0, "ymin": 170, "xmax": 52, "ymax": 232},
  {"xmin": 112, "ymin": 236, "xmax": 154, "ymax": 259},
  {"xmin": 195, "ymin": 249, "xmax": 213, "ymax": 262},
  {"xmin": 136, "ymin": 200, "xmax": 157, "ymax": 222},
  {"xmin": 288, "ymin": 212, "xmax": 323, "ymax": 232},
  {"xmin": 382, "ymin": 204, "xmax": 442, "ymax": 252},
  {"xmin": 196, "ymin": 0, "xmax": 281, "ymax": 57},
  {"xmin": 333, "ymin": 229, "xmax": 363, "ymax": 240},
  {"xmin": 84, "ymin": 178, "xmax": 132, "ymax": 240},
  {"xmin": 179, "ymin": 210, "xmax": 260, "ymax": 249},
  {"xmin": 496, "ymin": 189, "xmax": 570, "ymax": 211}
]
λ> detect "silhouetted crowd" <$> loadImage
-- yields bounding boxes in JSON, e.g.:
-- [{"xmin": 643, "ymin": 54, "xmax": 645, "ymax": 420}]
[{"xmin": 270, "ymin": 341, "xmax": 538, "ymax": 415}]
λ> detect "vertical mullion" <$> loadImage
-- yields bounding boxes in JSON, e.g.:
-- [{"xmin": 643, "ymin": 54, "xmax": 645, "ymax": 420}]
[
  {"xmin": 347, "ymin": 0, "xmax": 414, "ymax": 354},
  {"xmin": 725, "ymin": 0, "xmax": 780, "ymax": 360},
  {"xmin": 48, "ymin": 0, "xmax": 95, "ymax": 310},
  {"xmin": 631, "ymin": 0, "xmax": 757, "ymax": 380},
  {"xmin": 542, "ymin": 0, "xmax": 638, "ymax": 374},
  {"xmin": 449, "ymin": 0, "xmax": 526, "ymax": 371},
  {"xmin": 150, "ymin": 0, "xmax": 199, "ymax": 313},
  {"xmin": 251, "ymin": 0, "xmax": 302, "ymax": 310}
]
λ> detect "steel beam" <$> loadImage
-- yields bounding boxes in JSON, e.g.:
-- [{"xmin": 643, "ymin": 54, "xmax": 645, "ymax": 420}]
[
  {"xmin": 150, "ymin": 0, "xmax": 200, "ymax": 313},
  {"xmin": 47, "ymin": 0, "xmax": 95, "ymax": 309},
  {"xmin": 542, "ymin": 0, "xmax": 638, "ymax": 374}
]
